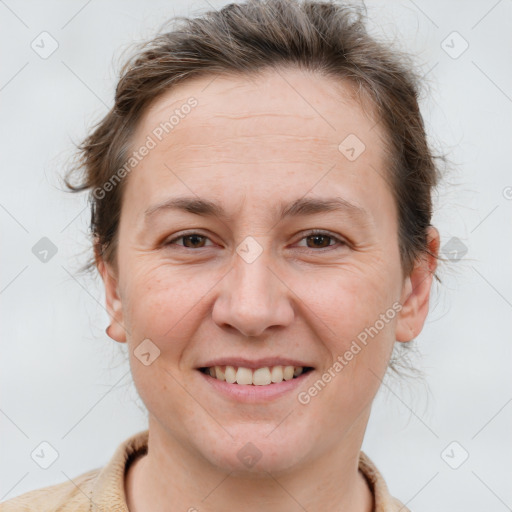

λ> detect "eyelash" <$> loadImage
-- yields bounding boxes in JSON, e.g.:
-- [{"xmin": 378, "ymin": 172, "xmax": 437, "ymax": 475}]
[{"xmin": 164, "ymin": 229, "xmax": 347, "ymax": 252}]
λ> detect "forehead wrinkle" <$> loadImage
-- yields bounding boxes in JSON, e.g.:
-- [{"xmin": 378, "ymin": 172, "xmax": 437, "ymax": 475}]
[
  {"xmin": 204, "ymin": 111, "xmax": 319, "ymax": 121},
  {"xmin": 168, "ymin": 133, "xmax": 335, "ymax": 147}
]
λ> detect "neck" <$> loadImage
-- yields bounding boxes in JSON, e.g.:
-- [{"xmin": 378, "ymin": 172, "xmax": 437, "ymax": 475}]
[{"xmin": 125, "ymin": 416, "xmax": 374, "ymax": 512}]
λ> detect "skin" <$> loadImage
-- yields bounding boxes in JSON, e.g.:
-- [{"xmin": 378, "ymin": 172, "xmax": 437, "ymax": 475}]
[{"xmin": 98, "ymin": 67, "xmax": 439, "ymax": 512}]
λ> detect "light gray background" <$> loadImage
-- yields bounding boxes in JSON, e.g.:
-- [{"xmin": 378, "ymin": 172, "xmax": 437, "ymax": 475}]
[{"xmin": 1, "ymin": 0, "xmax": 511, "ymax": 510}]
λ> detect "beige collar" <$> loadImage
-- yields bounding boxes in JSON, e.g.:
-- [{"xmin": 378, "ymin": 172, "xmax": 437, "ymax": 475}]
[{"xmin": 90, "ymin": 429, "xmax": 409, "ymax": 512}]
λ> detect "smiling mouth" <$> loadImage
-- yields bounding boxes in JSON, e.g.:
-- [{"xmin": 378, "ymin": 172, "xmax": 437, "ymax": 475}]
[{"xmin": 199, "ymin": 365, "xmax": 314, "ymax": 385}]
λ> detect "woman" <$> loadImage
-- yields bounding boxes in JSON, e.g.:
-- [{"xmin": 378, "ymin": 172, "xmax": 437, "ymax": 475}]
[{"xmin": 1, "ymin": 0, "xmax": 441, "ymax": 510}]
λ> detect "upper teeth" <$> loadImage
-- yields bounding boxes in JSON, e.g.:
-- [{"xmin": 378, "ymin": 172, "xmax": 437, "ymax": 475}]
[{"xmin": 205, "ymin": 365, "xmax": 305, "ymax": 385}]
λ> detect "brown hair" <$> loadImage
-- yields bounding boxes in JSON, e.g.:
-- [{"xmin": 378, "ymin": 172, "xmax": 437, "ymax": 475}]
[{"xmin": 65, "ymin": 0, "xmax": 443, "ymax": 375}]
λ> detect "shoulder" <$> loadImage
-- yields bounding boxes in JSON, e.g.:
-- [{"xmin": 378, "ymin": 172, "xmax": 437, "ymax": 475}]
[{"xmin": 0, "ymin": 467, "xmax": 100, "ymax": 511}]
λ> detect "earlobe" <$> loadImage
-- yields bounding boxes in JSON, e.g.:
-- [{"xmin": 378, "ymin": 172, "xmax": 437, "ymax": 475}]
[
  {"xmin": 395, "ymin": 227, "xmax": 440, "ymax": 342},
  {"xmin": 97, "ymin": 257, "xmax": 127, "ymax": 343}
]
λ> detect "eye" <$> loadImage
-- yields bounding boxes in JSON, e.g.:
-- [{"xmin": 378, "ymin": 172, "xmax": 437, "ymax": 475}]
[
  {"xmin": 295, "ymin": 230, "xmax": 346, "ymax": 250},
  {"xmin": 164, "ymin": 230, "xmax": 347, "ymax": 251},
  {"xmin": 164, "ymin": 232, "xmax": 214, "ymax": 249}
]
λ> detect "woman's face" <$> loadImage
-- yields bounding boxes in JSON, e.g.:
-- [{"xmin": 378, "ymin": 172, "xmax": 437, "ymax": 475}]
[{"xmin": 101, "ymin": 67, "xmax": 437, "ymax": 473}]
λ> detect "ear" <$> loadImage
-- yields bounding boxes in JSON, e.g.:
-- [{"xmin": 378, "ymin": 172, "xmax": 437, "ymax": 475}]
[
  {"xmin": 95, "ymin": 246, "xmax": 127, "ymax": 343},
  {"xmin": 395, "ymin": 226, "xmax": 440, "ymax": 342}
]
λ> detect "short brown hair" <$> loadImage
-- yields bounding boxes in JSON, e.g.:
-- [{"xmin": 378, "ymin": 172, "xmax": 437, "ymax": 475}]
[{"xmin": 65, "ymin": 0, "xmax": 444, "ymax": 376}]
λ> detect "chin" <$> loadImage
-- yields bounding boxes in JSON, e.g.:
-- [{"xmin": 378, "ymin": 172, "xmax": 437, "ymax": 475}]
[{"xmin": 196, "ymin": 422, "xmax": 314, "ymax": 475}]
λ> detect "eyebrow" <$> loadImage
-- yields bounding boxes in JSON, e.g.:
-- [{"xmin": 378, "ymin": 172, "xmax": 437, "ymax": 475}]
[{"xmin": 144, "ymin": 195, "xmax": 370, "ymax": 224}]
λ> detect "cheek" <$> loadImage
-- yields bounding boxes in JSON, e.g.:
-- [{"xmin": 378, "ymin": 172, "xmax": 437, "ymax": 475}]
[
  {"xmin": 121, "ymin": 265, "xmax": 208, "ymax": 423},
  {"xmin": 307, "ymin": 262, "xmax": 401, "ymax": 339},
  {"xmin": 121, "ymin": 262, "xmax": 218, "ymax": 350},
  {"xmin": 303, "ymin": 266, "xmax": 400, "ymax": 394}
]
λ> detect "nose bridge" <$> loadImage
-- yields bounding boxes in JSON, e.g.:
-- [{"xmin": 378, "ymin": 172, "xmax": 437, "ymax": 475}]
[
  {"xmin": 212, "ymin": 240, "xmax": 293, "ymax": 337},
  {"xmin": 234, "ymin": 246, "xmax": 274, "ymax": 304}
]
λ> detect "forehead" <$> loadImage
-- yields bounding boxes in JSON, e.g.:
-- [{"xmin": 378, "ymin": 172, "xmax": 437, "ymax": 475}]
[{"xmin": 125, "ymin": 67, "xmax": 391, "ymax": 215}]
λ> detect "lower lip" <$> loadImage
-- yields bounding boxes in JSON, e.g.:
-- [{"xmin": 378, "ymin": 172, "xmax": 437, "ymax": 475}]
[{"xmin": 198, "ymin": 370, "xmax": 313, "ymax": 403}]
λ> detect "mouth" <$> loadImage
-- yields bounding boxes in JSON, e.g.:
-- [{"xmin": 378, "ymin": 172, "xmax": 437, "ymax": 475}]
[{"xmin": 198, "ymin": 365, "xmax": 314, "ymax": 385}]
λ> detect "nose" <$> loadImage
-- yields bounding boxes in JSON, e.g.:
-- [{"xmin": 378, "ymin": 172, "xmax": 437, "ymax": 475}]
[{"xmin": 211, "ymin": 249, "xmax": 295, "ymax": 338}]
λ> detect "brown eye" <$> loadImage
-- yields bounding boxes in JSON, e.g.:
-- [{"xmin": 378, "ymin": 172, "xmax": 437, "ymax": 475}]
[
  {"xmin": 182, "ymin": 234, "xmax": 207, "ymax": 248},
  {"xmin": 165, "ymin": 233, "xmax": 212, "ymax": 249},
  {"xmin": 306, "ymin": 234, "xmax": 332, "ymax": 249},
  {"xmin": 296, "ymin": 230, "xmax": 346, "ymax": 251}
]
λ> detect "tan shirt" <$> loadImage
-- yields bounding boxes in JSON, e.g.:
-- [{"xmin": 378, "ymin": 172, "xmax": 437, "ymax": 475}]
[{"xmin": 1, "ymin": 429, "xmax": 410, "ymax": 511}]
